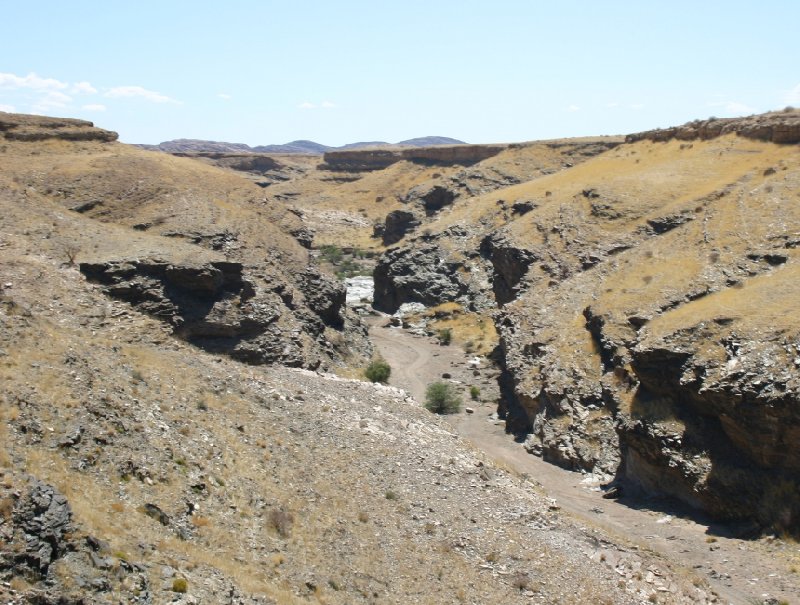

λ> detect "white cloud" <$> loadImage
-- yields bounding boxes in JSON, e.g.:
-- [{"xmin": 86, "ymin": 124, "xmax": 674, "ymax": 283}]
[
  {"xmin": 0, "ymin": 103, "xmax": 15, "ymax": 112},
  {"xmin": 32, "ymin": 90, "xmax": 72, "ymax": 113},
  {"xmin": 105, "ymin": 85, "xmax": 180, "ymax": 104},
  {"xmin": 217, "ymin": 93, "xmax": 232, "ymax": 100},
  {"xmin": 298, "ymin": 101, "xmax": 315, "ymax": 109},
  {"xmin": 707, "ymin": 100, "xmax": 756, "ymax": 116},
  {"xmin": 785, "ymin": 83, "xmax": 800, "ymax": 106},
  {"xmin": 566, "ymin": 104, "xmax": 580, "ymax": 112},
  {"xmin": 82, "ymin": 103, "xmax": 106, "ymax": 112},
  {"xmin": 630, "ymin": 103, "xmax": 645, "ymax": 110},
  {"xmin": 606, "ymin": 102, "xmax": 620, "ymax": 108},
  {"xmin": 321, "ymin": 100, "xmax": 336, "ymax": 108},
  {"xmin": 72, "ymin": 81, "xmax": 97, "ymax": 95},
  {"xmin": 0, "ymin": 72, "xmax": 68, "ymax": 91}
]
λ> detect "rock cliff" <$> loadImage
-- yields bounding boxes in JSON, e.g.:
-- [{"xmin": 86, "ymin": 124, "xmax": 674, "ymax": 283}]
[
  {"xmin": 626, "ymin": 108, "xmax": 800, "ymax": 145},
  {"xmin": 321, "ymin": 144, "xmax": 506, "ymax": 171},
  {"xmin": 372, "ymin": 115, "xmax": 800, "ymax": 532},
  {"xmin": 0, "ymin": 111, "xmax": 118, "ymax": 142}
]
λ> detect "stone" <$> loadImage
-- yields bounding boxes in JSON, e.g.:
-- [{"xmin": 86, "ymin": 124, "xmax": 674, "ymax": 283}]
[{"xmin": 13, "ymin": 480, "xmax": 72, "ymax": 572}]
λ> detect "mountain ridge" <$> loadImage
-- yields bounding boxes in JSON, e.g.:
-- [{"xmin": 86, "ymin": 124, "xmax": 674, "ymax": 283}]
[{"xmin": 139, "ymin": 135, "xmax": 466, "ymax": 155}]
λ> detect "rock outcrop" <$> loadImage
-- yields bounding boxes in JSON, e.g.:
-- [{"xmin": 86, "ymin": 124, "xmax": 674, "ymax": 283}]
[
  {"xmin": 80, "ymin": 259, "xmax": 354, "ymax": 368},
  {"xmin": 379, "ymin": 209, "xmax": 421, "ymax": 245},
  {"xmin": 0, "ymin": 111, "xmax": 118, "ymax": 142},
  {"xmin": 321, "ymin": 144, "xmax": 506, "ymax": 171},
  {"xmin": 373, "ymin": 243, "xmax": 471, "ymax": 313},
  {"xmin": 626, "ymin": 108, "xmax": 800, "ymax": 145}
]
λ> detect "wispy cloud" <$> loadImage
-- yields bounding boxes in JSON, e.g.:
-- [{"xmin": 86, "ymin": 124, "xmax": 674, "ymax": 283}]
[
  {"xmin": 0, "ymin": 72, "xmax": 68, "ymax": 91},
  {"xmin": 321, "ymin": 100, "xmax": 336, "ymax": 108},
  {"xmin": 32, "ymin": 91, "xmax": 72, "ymax": 113},
  {"xmin": 298, "ymin": 101, "xmax": 316, "ymax": 109},
  {"xmin": 0, "ymin": 103, "xmax": 15, "ymax": 112},
  {"xmin": 82, "ymin": 103, "xmax": 106, "ymax": 112},
  {"xmin": 785, "ymin": 83, "xmax": 800, "ymax": 106},
  {"xmin": 566, "ymin": 104, "xmax": 580, "ymax": 112},
  {"xmin": 629, "ymin": 103, "xmax": 645, "ymax": 110},
  {"xmin": 72, "ymin": 81, "xmax": 97, "ymax": 95},
  {"xmin": 105, "ymin": 86, "xmax": 181, "ymax": 104},
  {"xmin": 606, "ymin": 101, "xmax": 620, "ymax": 108},
  {"xmin": 217, "ymin": 93, "xmax": 232, "ymax": 100},
  {"xmin": 707, "ymin": 100, "xmax": 756, "ymax": 116}
]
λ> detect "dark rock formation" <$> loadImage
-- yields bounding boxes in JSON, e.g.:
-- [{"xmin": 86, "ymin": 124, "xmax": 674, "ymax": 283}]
[
  {"xmin": 373, "ymin": 244, "xmax": 470, "ymax": 313},
  {"xmin": 479, "ymin": 235, "xmax": 539, "ymax": 306},
  {"xmin": 12, "ymin": 480, "xmax": 72, "ymax": 573},
  {"xmin": 321, "ymin": 144, "xmax": 506, "ymax": 171},
  {"xmin": 80, "ymin": 259, "xmax": 353, "ymax": 368},
  {"xmin": 419, "ymin": 185, "xmax": 456, "ymax": 216},
  {"xmin": 380, "ymin": 210, "xmax": 421, "ymax": 245},
  {"xmin": 0, "ymin": 111, "xmax": 118, "ymax": 143},
  {"xmin": 296, "ymin": 268, "xmax": 346, "ymax": 328}
]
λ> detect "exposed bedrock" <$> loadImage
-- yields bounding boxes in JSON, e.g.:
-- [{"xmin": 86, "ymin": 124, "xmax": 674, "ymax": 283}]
[
  {"xmin": 626, "ymin": 108, "xmax": 800, "ymax": 145},
  {"xmin": 372, "ymin": 243, "xmax": 472, "ymax": 314},
  {"xmin": 321, "ymin": 144, "xmax": 506, "ymax": 171},
  {"xmin": 80, "ymin": 259, "xmax": 364, "ymax": 369},
  {"xmin": 0, "ymin": 111, "xmax": 118, "ymax": 142}
]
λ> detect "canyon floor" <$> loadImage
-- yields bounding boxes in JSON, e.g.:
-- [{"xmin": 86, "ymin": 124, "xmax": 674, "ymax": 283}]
[{"xmin": 369, "ymin": 316, "xmax": 800, "ymax": 605}]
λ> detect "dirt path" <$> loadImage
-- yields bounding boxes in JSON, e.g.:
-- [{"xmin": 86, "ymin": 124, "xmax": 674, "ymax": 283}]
[{"xmin": 368, "ymin": 318, "xmax": 800, "ymax": 605}]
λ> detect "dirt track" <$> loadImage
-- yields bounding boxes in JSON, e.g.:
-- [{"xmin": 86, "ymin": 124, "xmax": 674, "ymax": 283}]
[{"xmin": 368, "ymin": 318, "xmax": 800, "ymax": 605}]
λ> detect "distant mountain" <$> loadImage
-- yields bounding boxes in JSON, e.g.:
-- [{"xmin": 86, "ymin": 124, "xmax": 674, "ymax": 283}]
[
  {"xmin": 139, "ymin": 136, "xmax": 466, "ymax": 155},
  {"xmin": 338, "ymin": 141, "xmax": 390, "ymax": 150},
  {"xmin": 397, "ymin": 136, "xmax": 466, "ymax": 147},
  {"xmin": 140, "ymin": 138, "xmax": 252, "ymax": 153},
  {"xmin": 252, "ymin": 140, "xmax": 332, "ymax": 154}
]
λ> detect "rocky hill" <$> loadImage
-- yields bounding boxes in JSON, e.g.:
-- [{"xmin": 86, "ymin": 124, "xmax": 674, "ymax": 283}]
[{"xmin": 370, "ymin": 109, "xmax": 800, "ymax": 536}]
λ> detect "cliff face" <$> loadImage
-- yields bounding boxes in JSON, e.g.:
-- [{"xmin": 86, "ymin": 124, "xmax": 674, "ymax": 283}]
[
  {"xmin": 372, "ymin": 115, "xmax": 800, "ymax": 532},
  {"xmin": 626, "ymin": 108, "xmax": 800, "ymax": 144},
  {"xmin": 321, "ymin": 144, "xmax": 506, "ymax": 171},
  {"xmin": 0, "ymin": 111, "xmax": 118, "ymax": 142}
]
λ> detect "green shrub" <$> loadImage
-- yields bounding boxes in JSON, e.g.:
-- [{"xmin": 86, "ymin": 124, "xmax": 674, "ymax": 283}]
[
  {"xmin": 364, "ymin": 358, "xmax": 391, "ymax": 383},
  {"xmin": 319, "ymin": 244, "xmax": 343, "ymax": 264},
  {"xmin": 425, "ymin": 382, "xmax": 462, "ymax": 414},
  {"xmin": 437, "ymin": 328, "xmax": 452, "ymax": 346},
  {"xmin": 469, "ymin": 386, "xmax": 480, "ymax": 401},
  {"xmin": 172, "ymin": 578, "xmax": 188, "ymax": 593}
]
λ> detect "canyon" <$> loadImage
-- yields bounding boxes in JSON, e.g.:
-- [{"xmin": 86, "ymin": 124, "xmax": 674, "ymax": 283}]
[{"xmin": 1, "ymin": 108, "xmax": 799, "ymax": 604}]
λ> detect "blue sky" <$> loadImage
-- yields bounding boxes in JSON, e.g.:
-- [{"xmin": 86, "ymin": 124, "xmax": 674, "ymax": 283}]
[{"xmin": 2, "ymin": 1, "xmax": 798, "ymax": 145}]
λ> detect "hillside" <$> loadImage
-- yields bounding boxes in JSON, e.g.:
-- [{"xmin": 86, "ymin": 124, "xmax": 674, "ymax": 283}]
[
  {"xmin": 3, "ymin": 109, "xmax": 800, "ymax": 604},
  {"xmin": 370, "ymin": 109, "xmax": 800, "ymax": 535}
]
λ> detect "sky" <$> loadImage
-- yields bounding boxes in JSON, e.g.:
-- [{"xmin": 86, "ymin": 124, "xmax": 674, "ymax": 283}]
[{"xmin": 1, "ymin": 1, "xmax": 799, "ymax": 146}]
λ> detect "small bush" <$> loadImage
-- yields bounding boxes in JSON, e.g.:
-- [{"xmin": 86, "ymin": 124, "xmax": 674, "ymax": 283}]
[
  {"xmin": 364, "ymin": 358, "xmax": 391, "ymax": 383},
  {"xmin": 319, "ymin": 244, "xmax": 343, "ymax": 264},
  {"xmin": 269, "ymin": 508, "xmax": 294, "ymax": 538},
  {"xmin": 425, "ymin": 382, "xmax": 462, "ymax": 415},
  {"xmin": 172, "ymin": 578, "xmax": 188, "ymax": 593},
  {"xmin": 469, "ymin": 386, "xmax": 480, "ymax": 401},
  {"xmin": 437, "ymin": 328, "xmax": 452, "ymax": 346}
]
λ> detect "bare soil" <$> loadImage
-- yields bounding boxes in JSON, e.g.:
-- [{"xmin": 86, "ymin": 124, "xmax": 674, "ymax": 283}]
[{"xmin": 368, "ymin": 318, "xmax": 800, "ymax": 605}]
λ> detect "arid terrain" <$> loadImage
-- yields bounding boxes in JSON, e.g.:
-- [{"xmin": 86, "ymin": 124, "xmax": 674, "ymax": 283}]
[{"xmin": 1, "ymin": 109, "xmax": 799, "ymax": 605}]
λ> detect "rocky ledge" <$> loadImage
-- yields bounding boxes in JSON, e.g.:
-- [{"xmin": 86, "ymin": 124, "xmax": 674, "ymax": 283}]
[
  {"xmin": 80, "ymin": 259, "xmax": 363, "ymax": 369},
  {"xmin": 0, "ymin": 111, "xmax": 118, "ymax": 142},
  {"xmin": 321, "ymin": 144, "xmax": 506, "ymax": 171},
  {"xmin": 626, "ymin": 108, "xmax": 800, "ymax": 144}
]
